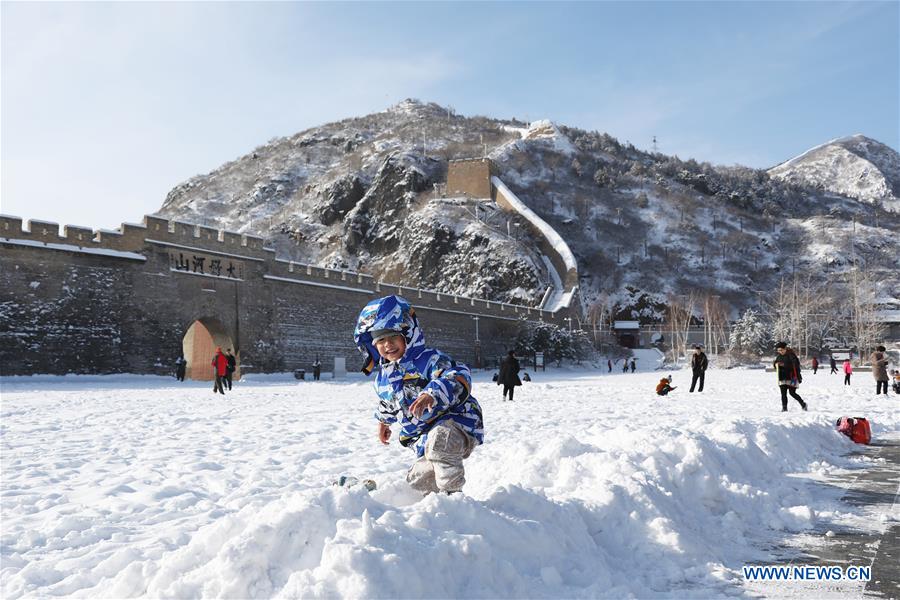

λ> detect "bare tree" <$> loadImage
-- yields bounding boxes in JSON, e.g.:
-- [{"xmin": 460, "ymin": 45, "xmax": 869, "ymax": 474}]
[
  {"xmin": 587, "ymin": 294, "xmax": 611, "ymax": 349},
  {"xmin": 848, "ymin": 266, "xmax": 886, "ymax": 364},
  {"xmin": 666, "ymin": 292, "xmax": 696, "ymax": 363},
  {"xmin": 701, "ymin": 294, "xmax": 729, "ymax": 356}
]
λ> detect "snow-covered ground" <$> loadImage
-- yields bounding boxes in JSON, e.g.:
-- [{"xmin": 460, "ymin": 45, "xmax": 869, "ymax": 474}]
[{"xmin": 2, "ymin": 367, "xmax": 899, "ymax": 598}]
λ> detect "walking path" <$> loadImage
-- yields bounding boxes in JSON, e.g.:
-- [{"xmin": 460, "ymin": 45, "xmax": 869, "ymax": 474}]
[{"xmin": 746, "ymin": 434, "xmax": 900, "ymax": 598}]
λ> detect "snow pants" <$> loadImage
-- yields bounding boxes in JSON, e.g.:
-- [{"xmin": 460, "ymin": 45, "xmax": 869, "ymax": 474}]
[
  {"xmin": 407, "ymin": 421, "xmax": 476, "ymax": 494},
  {"xmin": 690, "ymin": 371, "xmax": 705, "ymax": 392},
  {"xmin": 845, "ymin": 374, "xmax": 851, "ymax": 385},
  {"xmin": 876, "ymin": 380, "xmax": 888, "ymax": 395},
  {"xmin": 779, "ymin": 385, "xmax": 806, "ymax": 411},
  {"xmin": 213, "ymin": 375, "xmax": 226, "ymax": 394},
  {"xmin": 502, "ymin": 384, "xmax": 515, "ymax": 401}
]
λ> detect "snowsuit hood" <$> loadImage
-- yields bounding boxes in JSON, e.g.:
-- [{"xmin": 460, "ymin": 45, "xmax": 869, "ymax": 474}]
[{"xmin": 354, "ymin": 295, "xmax": 426, "ymax": 375}]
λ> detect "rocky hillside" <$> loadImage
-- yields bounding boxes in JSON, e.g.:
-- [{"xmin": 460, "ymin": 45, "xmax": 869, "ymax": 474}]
[
  {"xmin": 768, "ymin": 135, "xmax": 900, "ymax": 211},
  {"xmin": 156, "ymin": 100, "xmax": 900, "ymax": 320}
]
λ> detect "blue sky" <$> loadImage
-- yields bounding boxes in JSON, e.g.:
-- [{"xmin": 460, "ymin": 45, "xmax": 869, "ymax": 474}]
[{"xmin": 2, "ymin": 1, "xmax": 898, "ymax": 229}]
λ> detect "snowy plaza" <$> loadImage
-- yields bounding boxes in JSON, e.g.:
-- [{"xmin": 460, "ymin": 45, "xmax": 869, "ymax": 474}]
[{"xmin": 2, "ymin": 366, "xmax": 898, "ymax": 598}]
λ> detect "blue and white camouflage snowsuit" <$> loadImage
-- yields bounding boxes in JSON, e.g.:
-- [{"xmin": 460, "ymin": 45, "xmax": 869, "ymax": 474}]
[{"xmin": 354, "ymin": 295, "xmax": 484, "ymax": 456}]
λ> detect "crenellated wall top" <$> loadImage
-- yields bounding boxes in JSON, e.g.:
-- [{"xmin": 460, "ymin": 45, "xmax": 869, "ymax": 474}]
[{"xmin": 0, "ymin": 214, "xmax": 269, "ymax": 255}]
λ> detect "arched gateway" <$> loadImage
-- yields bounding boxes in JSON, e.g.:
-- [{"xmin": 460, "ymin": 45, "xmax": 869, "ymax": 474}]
[{"xmin": 182, "ymin": 317, "xmax": 238, "ymax": 381}]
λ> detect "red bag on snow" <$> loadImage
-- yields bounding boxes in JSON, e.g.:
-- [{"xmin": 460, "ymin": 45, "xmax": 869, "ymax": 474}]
[{"xmin": 835, "ymin": 417, "xmax": 872, "ymax": 445}]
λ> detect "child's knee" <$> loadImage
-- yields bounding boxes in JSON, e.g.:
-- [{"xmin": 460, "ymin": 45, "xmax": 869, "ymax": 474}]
[{"xmin": 406, "ymin": 457, "xmax": 438, "ymax": 493}]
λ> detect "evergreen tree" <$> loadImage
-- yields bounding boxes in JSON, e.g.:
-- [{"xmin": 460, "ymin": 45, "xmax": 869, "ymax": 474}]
[{"xmin": 729, "ymin": 308, "xmax": 770, "ymax": 356}]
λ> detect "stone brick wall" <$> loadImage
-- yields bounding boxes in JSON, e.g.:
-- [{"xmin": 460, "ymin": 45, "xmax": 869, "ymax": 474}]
[
  {"xmin": 446, "ymin": 159, "xmax": 494, "ymax": 198},
  {"xmin": 1, "ymin": 214, "xmax": 561, "ymax": 376}
]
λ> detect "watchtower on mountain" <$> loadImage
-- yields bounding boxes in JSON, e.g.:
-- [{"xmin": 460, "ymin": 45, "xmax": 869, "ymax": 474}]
[{"xmin": 446, "ymin": 158, "xmax": 495, "ymax": 199}]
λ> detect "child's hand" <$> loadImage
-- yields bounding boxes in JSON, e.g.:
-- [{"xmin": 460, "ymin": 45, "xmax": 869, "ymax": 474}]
[
  {"xmin": 409, "ymin": 393, "xmax": 435, "ymax": 419},
  {"xmin": 378, "ymin": 422, "xmax": 391, "ymax": 445}
]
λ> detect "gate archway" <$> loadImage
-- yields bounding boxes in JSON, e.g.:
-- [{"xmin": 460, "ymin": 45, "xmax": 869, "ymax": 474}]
[{"xmin": 182, "ymin": 318, "xmax": 238, "ymax": 381}]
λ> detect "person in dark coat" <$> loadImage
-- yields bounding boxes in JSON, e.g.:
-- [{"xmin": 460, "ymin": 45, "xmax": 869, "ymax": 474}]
[
  {"xmin": 313, "ymin": 358, "xmax": 322, "ymax": 381},
  {"xmin": 630, "ymin": 357, "xmax": 636, "ymax": 373},
  {"xmin": 497, "ymin": 350, "xmax": 522, "ymax": 401},
  {"xmin": 607, "ymin": 359, "xmax": 612, "ymax": 373},
  {"xmin": 811, "ymin": 356, "xmax": 818, "ymax": 374},
  {"xmin": 830, "ymin": 356, "xmax": 838, "ymax": 374},
  {"xmin": 773, "ymin": 342, "xmax": 807, "ymax": 412},
  {"xmin": 211, "ymin": 347, "xmax": 227, "ymax": 395},
  {"xmin": 622, "ymin": 359, "xmax": 629, "ymax": 373},
  {"xmin": 175, "ymin": 356, "xmax": 186, "ymax": 382},
  {"xmin": 689, "ymin": 345, "xmax": 708, "ymax": 392},
  {"xmin": 225, "ymin": 349, "xmax": 236, "ymax": 390}
]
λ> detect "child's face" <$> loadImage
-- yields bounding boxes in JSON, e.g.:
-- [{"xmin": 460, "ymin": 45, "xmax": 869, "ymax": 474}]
[{"xmin": 374, "ymin": 334, "xmax": 406, "ymax": 361}]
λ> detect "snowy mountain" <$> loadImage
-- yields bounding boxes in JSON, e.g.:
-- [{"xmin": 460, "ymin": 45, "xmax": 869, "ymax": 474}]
[
  {"xmin": 156, "ymin": 100, "xmax": 900, "ymax": 319},
  {"xmin": 768, "ymin": 135, "xmax": 900, "ymax": 211}
]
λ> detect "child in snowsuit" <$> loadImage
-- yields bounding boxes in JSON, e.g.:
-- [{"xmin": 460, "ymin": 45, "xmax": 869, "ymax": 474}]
[
  {"xmin": 354, "ymin": 295, "xmax": 484, "ymax": 495},
  {"xmin": 656, "ymin": 376, "xmax": 676, "ymax": 396}
]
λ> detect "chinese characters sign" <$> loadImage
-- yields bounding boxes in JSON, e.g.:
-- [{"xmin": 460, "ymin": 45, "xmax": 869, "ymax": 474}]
[{"xmin": 169, "ymin": 251, "xmax": 244, "ymax": 280}]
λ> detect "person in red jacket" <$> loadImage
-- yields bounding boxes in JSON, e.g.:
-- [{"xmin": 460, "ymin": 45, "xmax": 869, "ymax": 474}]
[{"xmin": 212, "ymin": 347, "xmax": 227, "ymax": 395}]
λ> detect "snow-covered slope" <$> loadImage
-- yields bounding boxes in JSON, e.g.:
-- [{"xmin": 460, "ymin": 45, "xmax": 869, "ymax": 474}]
[
  {"xmin": 155, "ymin": 100, "xmax": 900, "ymax": 319},
  {"xmin": 768, "ymin": 135, "xmax": 900, "ymax": 210}
]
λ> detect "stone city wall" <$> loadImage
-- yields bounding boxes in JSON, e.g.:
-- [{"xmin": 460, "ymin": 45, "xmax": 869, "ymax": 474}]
[{"xmin": 1, "ymin": 214, "xmax": 562, "ymax": 376}]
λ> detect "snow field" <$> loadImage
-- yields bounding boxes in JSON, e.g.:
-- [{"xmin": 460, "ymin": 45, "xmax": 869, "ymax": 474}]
[{"xmin": 2, "ymin": 368, "xmax": 899, "ymax": 598}]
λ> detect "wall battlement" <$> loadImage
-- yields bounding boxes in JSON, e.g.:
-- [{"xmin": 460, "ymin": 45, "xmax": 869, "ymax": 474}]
[{"xmin": 0, "ymin": 214, "xmax": 269, "ymax": 256}]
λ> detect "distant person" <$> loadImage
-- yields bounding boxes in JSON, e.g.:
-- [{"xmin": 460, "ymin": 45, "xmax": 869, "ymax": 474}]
[
  {"xmin": 211, "ymin": 347, "xmax": 228, "ymax": 395},
  {"xmin": 225, "ymin": 349, "xmax": 236, "ymax": 390},
  {"xmin": 623, "ymin": 359, "xmax": 629, "ymax": 373},
  {"xmin": 870, "ymin": 345, "xmax": 889, "ymax": 395},
  {"xmin": 607, "ymin": 359, "xmax": 612, "ymax": 373},
  {"xmin": 773, "ymin": 342, "xmax": 807, "ymax": 412},
  {"xmin": 689, "ymin": 345, "xmax": 708, "ymax": 392},
  {"xmin": 843, "ymin": 359, "xmax": 853, "ymax": 385},
  {"xmin": 497, "ymin": 350, "xmax": 522, "ymax": 401},
  {"xmin": 630, "ymin": 357, "xmax": 636, "ymax": 373},
  {"xmin": 313, "ymin": 358, "xmax": 322, "ymax": 381},
  {"xmin": 175, "ymin": 356, "xmax": 186, "ymax": 382},
  {"xmin": 811, "ymin": 356, "xmax": 818, "ymax": 375},
  {"xmin": 830, "ymin": 356, "xmax": 838, "ymax": 374},
  {"xmin": 656, "ymin": 375, "xmax": 676, "ymax": 396},
  {"xmin": 892, "ymin": 370, "xmax": 900, "ymax": 395}
]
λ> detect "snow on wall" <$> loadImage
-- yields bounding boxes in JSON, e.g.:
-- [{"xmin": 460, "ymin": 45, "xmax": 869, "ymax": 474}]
[{"xmin": 492, "ymin": 176, "xmax": 579, "ymax": 314}]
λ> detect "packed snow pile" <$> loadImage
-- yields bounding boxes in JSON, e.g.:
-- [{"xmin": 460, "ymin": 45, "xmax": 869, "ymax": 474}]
[{"xmin": 2, "ymin": 369, "xmax": 898, "ymax": 598}]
